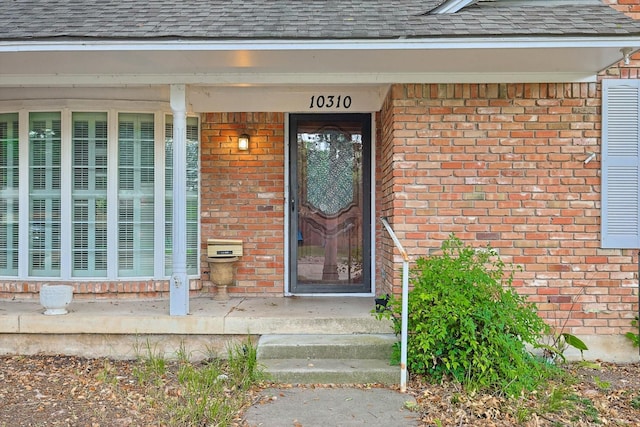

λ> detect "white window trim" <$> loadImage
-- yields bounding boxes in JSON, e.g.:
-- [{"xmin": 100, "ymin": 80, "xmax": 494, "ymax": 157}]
[
  {"xmin": 60, "ymin": 108, "xmax": 72, "ymax": 279},
  {"xmin": 107, "ymin": 109, "xmax": 119, "ymax": 279},
  {"xmin": 18, "ymin": 109, "xmax": 29, "ymax": 278},
  {"xmin": 154, "ymin": 111, "xmax": 166, "ymax": 279}
]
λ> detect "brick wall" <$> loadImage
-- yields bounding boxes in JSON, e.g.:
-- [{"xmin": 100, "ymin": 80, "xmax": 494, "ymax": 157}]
[
  {"xmin": 200, "ymin": 113, "xmax": 285, "ymax": 296},
  {"xmin": 603, "ymin": 0, "xmax": 640, "ymax": 72},
  {"xmin": 379, "ymin": 83, "xmax": 638, "ymax": 336},
  {"xmin": 376, "ymin": 101, "xmax": 398, "ymax": 297},
  {"xmin": 604, "ymin": 0, "xmax": 640, "ymax": 19}
]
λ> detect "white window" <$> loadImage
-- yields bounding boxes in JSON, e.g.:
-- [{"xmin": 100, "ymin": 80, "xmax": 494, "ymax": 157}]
[
  {"xmin": 0, "ymin": 109, "xmax": 200, "ymax": 279},
  {"xmin": 601, "ymin": 79, "xmax": 640, "ymax": 248}
]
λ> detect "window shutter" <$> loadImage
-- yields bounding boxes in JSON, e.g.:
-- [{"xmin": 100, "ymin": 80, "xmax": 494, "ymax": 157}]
[{"xmin": 602, "ymin": 80, "xmax": 640, "ymax": 248}]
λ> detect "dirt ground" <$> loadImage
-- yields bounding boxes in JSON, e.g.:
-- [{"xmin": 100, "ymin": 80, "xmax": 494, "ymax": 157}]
[{"xmin": 0, "ymin": 355, "xmax": 639, "ymax": 426}]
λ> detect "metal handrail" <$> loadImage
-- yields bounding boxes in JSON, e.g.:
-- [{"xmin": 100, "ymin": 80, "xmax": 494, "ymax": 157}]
[{"xmin": 380, "ymin": 217, "xmax": 409, "ymax": 392}]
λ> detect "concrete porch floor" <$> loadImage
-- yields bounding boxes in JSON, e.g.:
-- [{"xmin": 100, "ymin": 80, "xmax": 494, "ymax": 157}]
[{"xmin": 0, "ymin": 296, "xmax": 394, "ymax": 360}]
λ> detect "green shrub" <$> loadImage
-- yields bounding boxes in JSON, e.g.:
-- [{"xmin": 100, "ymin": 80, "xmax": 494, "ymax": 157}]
[
  {"xmin": 625, "ymin": 317, "xmax": 639, "ymax": 347},
  {"xmin": 379, "ymin": 235, "xmax": 554, "ymax": 395}
]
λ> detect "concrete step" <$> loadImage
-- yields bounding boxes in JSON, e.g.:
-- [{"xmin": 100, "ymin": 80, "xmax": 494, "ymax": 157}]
[
  {"xmin": 260, "ymin": 358, "xmax": 400, "ymax": 385},
  {"xmin": 257, "ymin": 334, "xmax": 399, "ymax": 385},
  {"xmin": 256, "ymin": 334, "xmax": 397, "ymax": 360}
]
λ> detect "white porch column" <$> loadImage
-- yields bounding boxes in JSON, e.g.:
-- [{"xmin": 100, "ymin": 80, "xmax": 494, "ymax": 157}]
[{"xmin": 169, "ymin": 84, "xmax": 189, "ymax": 316}]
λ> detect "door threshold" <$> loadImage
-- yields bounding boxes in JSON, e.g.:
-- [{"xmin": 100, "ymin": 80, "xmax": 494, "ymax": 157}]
[{"xmin": 284, "ymin": 292, "xmax": 375, "ymax": 297}]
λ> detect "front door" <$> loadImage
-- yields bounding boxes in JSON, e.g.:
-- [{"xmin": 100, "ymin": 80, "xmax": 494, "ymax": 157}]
[{"xmin": 288, "ymin": 114, "xmax": 371, "ymax": 294}]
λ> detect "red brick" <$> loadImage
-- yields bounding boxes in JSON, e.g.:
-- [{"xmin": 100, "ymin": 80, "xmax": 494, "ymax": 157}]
[{"xmin": 377, "ymin": 78, "xmax": 639, "ymax": 337}]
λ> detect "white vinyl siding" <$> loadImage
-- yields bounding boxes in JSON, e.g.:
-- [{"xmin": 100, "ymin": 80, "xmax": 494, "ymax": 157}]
[
  {"xmin": 602, "ymin": 79, "xmax": 640, "ymax": 249},
  {"xmin": 0, "ymin": 108, "xmax": 200, "ymax": 280},
  {"xmin": 0, "ymin": 113, "xmax": 19, "ymax": 275},
  {"xmin": 164, "ymin": 116, "xmax": 200, "ymax": 276}
]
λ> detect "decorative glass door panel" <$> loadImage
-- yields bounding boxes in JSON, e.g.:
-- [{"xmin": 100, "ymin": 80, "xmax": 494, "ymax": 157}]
[{"xmin": 289, "ymin": 114, "xmax": 371, "ymax": 293}]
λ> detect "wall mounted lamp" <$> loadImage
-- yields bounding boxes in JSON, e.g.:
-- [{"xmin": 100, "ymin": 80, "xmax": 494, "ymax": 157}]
[
  {"xmin": 238, "ymin": 134, "xmax": 250, "ymax": 151},
  {"xmin": 621, "ymin": 47, "xmax": 633, "ymax": 66}
]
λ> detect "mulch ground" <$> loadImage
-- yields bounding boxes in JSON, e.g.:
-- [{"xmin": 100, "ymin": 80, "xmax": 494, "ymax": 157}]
[
  {"xmin": 0, "ymin": 356, "xmax": 157, "ymax": 426},
  {"xmin": 1, "ymin": 355, "xmax": 639, "ymax": 426},
  {"xmin": 413, "ymin": 362, "xmax": 640, "ymax": 426}
]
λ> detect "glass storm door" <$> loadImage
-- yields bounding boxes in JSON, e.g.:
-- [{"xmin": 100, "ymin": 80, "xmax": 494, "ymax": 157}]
[{"xmin": 289, "ymin": 114, "xmax": 371, "ymax": 294}]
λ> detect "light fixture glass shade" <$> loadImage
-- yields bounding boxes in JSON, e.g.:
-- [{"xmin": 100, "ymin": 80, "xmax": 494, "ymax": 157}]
[{"xmin": 238, "ymin": 134, "xmax": 250, "ymax": 151}]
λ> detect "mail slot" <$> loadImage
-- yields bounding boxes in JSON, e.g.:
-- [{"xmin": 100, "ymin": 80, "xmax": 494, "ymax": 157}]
[{"xmin": 207, "ymin": 239, "xmax": 243, "ymax": 258}]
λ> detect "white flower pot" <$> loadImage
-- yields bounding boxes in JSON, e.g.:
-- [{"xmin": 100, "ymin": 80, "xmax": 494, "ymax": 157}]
[{"xmin": 39, "ymin": 284, "xmax": 74, "ymax": 315}]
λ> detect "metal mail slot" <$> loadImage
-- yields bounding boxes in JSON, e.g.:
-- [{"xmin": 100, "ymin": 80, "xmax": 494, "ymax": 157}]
[{"xmin": 207, "ymin": 239, "xmax": 243, "ymax": 257}]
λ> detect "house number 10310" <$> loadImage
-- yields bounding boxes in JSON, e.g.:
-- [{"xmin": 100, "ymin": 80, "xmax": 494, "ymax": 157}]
[{"xmin": 309, "ymin": 95, "xmax": 352, "ymax": 109}]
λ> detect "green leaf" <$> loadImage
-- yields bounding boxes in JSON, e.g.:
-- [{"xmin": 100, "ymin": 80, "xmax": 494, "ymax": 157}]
[
  {"xmin": 561, "ymin": 333, "xmax": 588, "ymax": 351},
  {"xmin": 625, "ymin": 331, "xmax": 640, "ymax": 347},
  {"xmin": 576, "ymin": 360, "xmax": 601, "ymax": 369}
]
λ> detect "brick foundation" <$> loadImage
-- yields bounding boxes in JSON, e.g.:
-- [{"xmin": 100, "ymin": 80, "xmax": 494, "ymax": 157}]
[{"xmin": 0, "ymin": 280, "xmax": 197, "ymax": 300}]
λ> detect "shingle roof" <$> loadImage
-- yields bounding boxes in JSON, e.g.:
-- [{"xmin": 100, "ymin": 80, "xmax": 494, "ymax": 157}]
[{"xmin": 1, "ymin": 0, "xmax": 640, "ymax": 41}]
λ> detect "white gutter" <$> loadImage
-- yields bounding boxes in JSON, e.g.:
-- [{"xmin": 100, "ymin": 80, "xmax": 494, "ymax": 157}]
[{"xmin": 1, "ymin": 36, "xmax": 640, "ymax": 52}]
